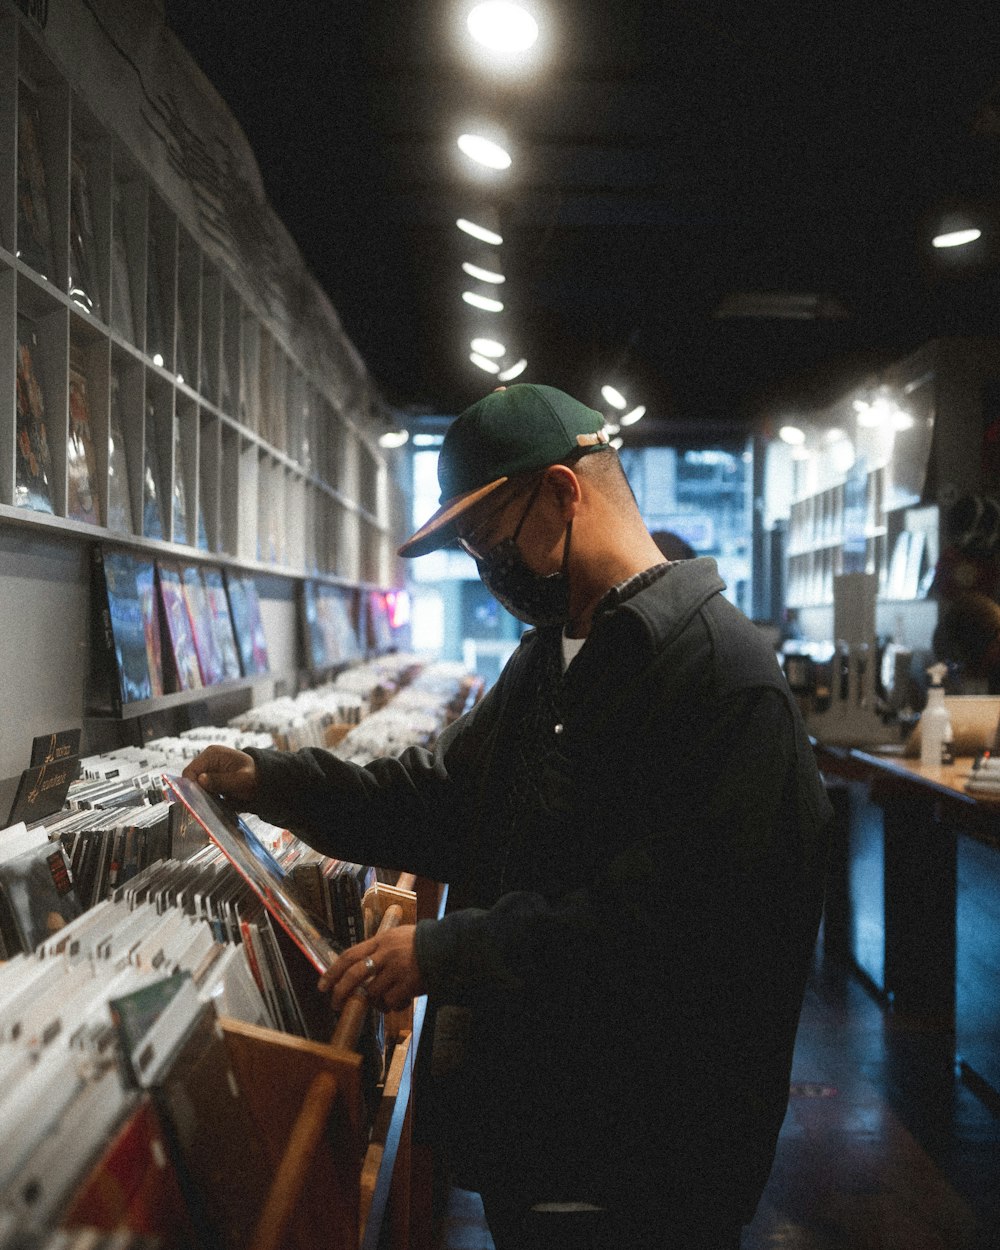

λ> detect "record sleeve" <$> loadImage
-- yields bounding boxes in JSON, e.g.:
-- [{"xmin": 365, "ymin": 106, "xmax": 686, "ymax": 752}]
[
  {"xmin": 145, "ymin": 997, "xmax": 271, "ymax": 1250},
  {"xmin": 14, "ymin": 316, "xmax": 54, "ymax": 515},
  {"xmin": 67, "ymin": 361, "xmax": 101, "ymax": 525},
  {"xmin": 367, "ymin": 591, "xmax": 395, "ymax": 653},
  {"xmin": 142, "ymin": 399, "xmax": 166, "ymax": 540},
  {"xmin": 223, "ymin": 571, "xmax": 270, "ymax": 675},
  {"xmin": 107, "ymin": 369, "xmax": 135, "ymax": 534},
  {"xmin": 16, "ymin": 82, "xmax": 54, "ymax": 277},
  {"xmin": 180, "ymin": 565, "xmax": 225, "ymax": 686},
  {"xmin": 202, "ymin": 568, "xmax": 242, "ymax": 681},
  {"xmin": 63, "ymin": 1094, "xmax": 195, "ymax": 1241},
  {"xmin": 156, "ymin": 562, "xmax": 202, "ymax": 691},
  {"xmin": 110, "ymin": 181, "xmax": 136, "ymax": 343},
  {"xmin": 322, "ymin": 582, "xmax": 362, "ymax": 661},
  {"xmin": 0, "ymin": 840, "xmax": 82, "ymax": 955},
  {"xmin": 93, "ymin": 546, "xmax": 163, "ymax": 708},
  {"xmin": 69, "ymin": 148, "xmax": 103, "ymax": 319},
  {"xmin": 164, "ymin": 774, "xmax": 342, "ymax": 972},
  {"xmin": 171, "ymin": 415, "xmax": 188, "ymax": 545}
]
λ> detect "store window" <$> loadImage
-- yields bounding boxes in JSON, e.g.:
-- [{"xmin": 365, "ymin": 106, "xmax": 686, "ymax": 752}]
[
  {"xmin": 406, "ymin": 441, "xmax": 754, "ymax": 681},
  {"xmin": 618, "ymin": 443, "xmax": 754, "ymax": 616}
]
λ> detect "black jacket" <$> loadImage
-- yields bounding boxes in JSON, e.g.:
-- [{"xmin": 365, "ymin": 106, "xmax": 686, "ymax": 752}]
[{"xmin": 247, "ymin": 558, "xmax": 831, "ymax": 1222}]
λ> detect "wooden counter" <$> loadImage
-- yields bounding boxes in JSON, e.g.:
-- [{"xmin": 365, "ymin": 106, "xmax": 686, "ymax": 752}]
[{"xmin": 814, "ymin": 744, "xmax": 1000, "ymax": 1110}]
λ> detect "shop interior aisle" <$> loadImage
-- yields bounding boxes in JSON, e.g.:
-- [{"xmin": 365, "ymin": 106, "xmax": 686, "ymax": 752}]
[{"xmin": 434, "ymin": 947, "xmax": 1000, "ymax": 1250}]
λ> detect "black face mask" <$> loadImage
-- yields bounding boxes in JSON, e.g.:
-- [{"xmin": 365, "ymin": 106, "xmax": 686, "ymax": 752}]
[{"xmin": 476, "ymin": 483, "xmax": 573, "ymax": 627}]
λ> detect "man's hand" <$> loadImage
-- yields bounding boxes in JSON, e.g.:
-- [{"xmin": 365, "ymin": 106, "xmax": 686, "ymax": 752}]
[
  {"xmin": 319, "ymin": 925, "xmax": 425, "ymax": 1013},
  {"xmin": 181, "ymin": 746, "xmax": 259, "ymax": 803}
]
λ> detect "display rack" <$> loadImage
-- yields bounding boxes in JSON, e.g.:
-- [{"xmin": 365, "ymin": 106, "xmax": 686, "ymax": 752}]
[{"xmin": 0, "ymin": 3, "xmax": 402, "ymax": 593}]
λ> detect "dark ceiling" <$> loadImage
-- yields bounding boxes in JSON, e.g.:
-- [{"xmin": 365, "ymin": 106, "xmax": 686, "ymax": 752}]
[{"xmin": 163, "ymin": 1, "xmax": 1000, "ymax": 439}]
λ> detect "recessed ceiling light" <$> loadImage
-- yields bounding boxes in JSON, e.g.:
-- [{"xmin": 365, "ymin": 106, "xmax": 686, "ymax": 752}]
[
  {"xmin": 467, "ymin": 3, "xmax": 539, "ymax": 52},
  {"xmin": 620, "ymin": 405, "xmax": 646, "ymax": 426},
  {"xmin": 497, "ymin": 358, "xmax": 528, "ymax": 381},
  {"xmin": 470, "ymin": 352, "xmax": 501, "ymax": 373},
  {"xmin": 463, "ymin": 291, "xmax": 504, "ymax": 312},
  {"xmin": 778, "ymin": 425, "xmax": 806, "ymax": 445},
  {"xmin": 601, "ymin": 385, "xmax": 627, "ymax": 410},
  {"xmin": 458, "ymin": 133, "xmax": 512, "ymax": 170},
  {"xmin": 471, "ymin": 337, "xmax": 506, "ymax": 357},
  {"xmin": 463, "ymin": 261, "xmax": 506, "ymax": 284},
  {"xmin": 932, "ymin": 228, "xmax": 981, "ymax": 248},
  {"xmin": 457, "ymin": 217, "xmax": 503, "ymax": 245}
]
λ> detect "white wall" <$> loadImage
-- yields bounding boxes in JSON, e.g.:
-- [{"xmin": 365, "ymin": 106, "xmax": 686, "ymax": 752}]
[{"xmin": 0, "ymin": 526, "xmax": 301, "ymax": 786}]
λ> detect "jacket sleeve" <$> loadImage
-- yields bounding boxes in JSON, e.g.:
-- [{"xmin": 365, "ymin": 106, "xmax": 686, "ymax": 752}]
[
  {"xmin": 241, "ymin": 657, "xmax": 512, "ymax": 884},
  {"xmin": 413, "ymin": 684, "xmax": 830, "ymax": 1006}
]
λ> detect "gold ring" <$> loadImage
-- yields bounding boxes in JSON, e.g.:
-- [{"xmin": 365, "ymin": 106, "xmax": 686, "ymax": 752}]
[{"xmin": 364, "ymin": 956, "xmax": 376, "ymax": 977}]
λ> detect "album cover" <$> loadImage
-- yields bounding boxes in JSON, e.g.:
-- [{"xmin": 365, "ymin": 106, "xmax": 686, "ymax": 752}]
[
  {"xmin": 165, "ymin": 775, "xmax": 342, "ymax": 973},
  {"xmin": 171, "ymin": 415, "xmax": 188, "ymax": 545},
  {"xmin": 137, "ymin": 554, "xmax": 165, "ymax": 699},
  {"xmin": 63, "ymin": 1094, "xmax": 195, "ymax": 1241},
  {"xmin": 223, "ymin": 571, "xmax": 270, "ymax": 675},
  {"xmin": 147, "ymin": 997, "xmax": 271, "ymax": 1250},
  {"xmin": 156, "ymin": 562, "xmax": 203, "ymax": 691},
  {"xmin": 0, "ymin": 840, "xmax": 82, "ymax": 956},
  {"xmin": 180, "ymin": 565, "xmax": 224, "ymax": 686},
  {"xmin": 367, "ymin": 591, "xmax": 395, "ymax": 653},
  {"xmin": 14, "ymin": 317, "xmax": 54, "ymax": 515},
  {"xmin": 322, "ymin": 582, "xmax": 362, "ymax": 661},
  {"xmin": 110, "ymin": 180, "xmax": 136, "ymax": 343},
  {"xmin": 16, "ymin": 82, "xmax": 54, "ymax": 277},
  {"xmin": 145, "ymin": 241, "xmax": 169, "ymax": 367},
  {"xmin": 91, "ymin": 545, "xmax": 155, "ymax": 710},
  {"xmin": 67, "ymin": 361, "xmax": 101, "ymax": 525},
  {"xmin": 107, "ymin": 369, "xmax": 135, "ymax": 534},
  {"xmin": 92, "ymin": 546, "xmax": 164, "ymax": 709},
  {"xmin": 69, "ymin": 148, "xmax": 103, "ymax": 320},
  {"xmin": 142, "ymin": 399, "xmax": 166, "ymax": 540},
  {"xmin": 202, "ymin": 568, "xmax": 242, "ymax": 681}
]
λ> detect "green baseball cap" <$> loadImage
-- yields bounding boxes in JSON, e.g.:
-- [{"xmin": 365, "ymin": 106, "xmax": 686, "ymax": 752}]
[{"xmin": 398, "ymin": 383, "xmax": 610, "ymax": 558}]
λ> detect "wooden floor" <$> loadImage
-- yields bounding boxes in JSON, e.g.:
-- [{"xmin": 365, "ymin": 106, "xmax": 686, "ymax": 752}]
[{"xmin": 434, "ymin": 950, "xmax": 1000, "ymax": 1249}]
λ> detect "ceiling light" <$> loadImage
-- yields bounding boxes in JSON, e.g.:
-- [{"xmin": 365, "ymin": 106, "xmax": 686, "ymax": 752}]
[
  {"xmin": 463, "ymin": 261, "xmax": 506, "ymax": 284},
  {"xmin": 620, "ymin": 405, "xmax": 646, "ymax": 426},
  {"xmin": 457, "ymin": 217, "xmax": 503, "ymax": 245},
  {"xmin": 471, "ymin": 337, "xmax": 506, "ymax": 357},
  {"xmin": 378, "ymin": 430, "xmax": 409, "ymax": 449},
  {"xmin": 609, "ymin": 437, "xmax": 624, "ymax": 450},
  {"xmin": 601, "ymin": 385, "xmax": 627, "ymax": 409},
  {"xmin": 458, "ymin": 133, "xmax": 512, "ymax": 170},
  {"xmin": 604, "ymin": 422, "xmax": 621, "ymax": 436},
  {"xmin": 463, "ymin": 291, "xmax": 504, "ymax": 312},
  {"xmin": 932, "ymin": 227, "xmax": 982, "ymax": 248},
  {"xmin": 497, "ymin": 358, "xmax": 528, "ymax": 381},
  {"xmin": 778, "ymin": 425, "xmax": 806, "ymax": 445},
  {"xmin": 470, "ymin": 352, "xmax": 501, "ymax": 373},
  {"xmin": 467, "ymin": 3, "xmax": 539, "ymax": 52}
]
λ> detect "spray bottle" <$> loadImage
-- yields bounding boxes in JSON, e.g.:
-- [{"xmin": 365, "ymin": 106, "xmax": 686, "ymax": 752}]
[{"xmin": 919, "ymin": 662, "xmax": 952, "ymax": 769}]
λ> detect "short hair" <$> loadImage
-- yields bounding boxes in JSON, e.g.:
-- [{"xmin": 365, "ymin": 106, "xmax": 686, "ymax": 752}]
[{"xmin": 570, "ymin": 447, "xmax": 638, "ymax": 506}]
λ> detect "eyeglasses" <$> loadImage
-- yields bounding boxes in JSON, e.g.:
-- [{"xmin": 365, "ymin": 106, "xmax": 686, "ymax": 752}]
[{"xmin": 456, "ymin": 477, "xmax": 543, "ymax": 560}]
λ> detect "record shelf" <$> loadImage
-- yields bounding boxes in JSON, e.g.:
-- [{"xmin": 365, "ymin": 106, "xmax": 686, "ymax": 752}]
[
  {"xmin": 218, "ymin": 871, "xmax": 439, "ymax": 1250},
  {"xmin": 0, "ymin": 0, "xmax": 408, "ymax": 672}
]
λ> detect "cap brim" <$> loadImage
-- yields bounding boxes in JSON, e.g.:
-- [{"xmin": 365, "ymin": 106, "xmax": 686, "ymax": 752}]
[{"xmin": 397, "ymin": 476, "xmax": 509, "ymax": 558}]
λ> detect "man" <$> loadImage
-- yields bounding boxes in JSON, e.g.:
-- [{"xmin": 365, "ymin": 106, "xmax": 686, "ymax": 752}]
[{"xmin": 184, "ymin": 383, "xmax": 831, "ymax": 1250}]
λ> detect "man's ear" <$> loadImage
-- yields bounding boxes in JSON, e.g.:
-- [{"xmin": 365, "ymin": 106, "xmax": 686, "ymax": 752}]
[{"xmin": 544, "ymin": 464, "xmax": 582, "ymax": 515}]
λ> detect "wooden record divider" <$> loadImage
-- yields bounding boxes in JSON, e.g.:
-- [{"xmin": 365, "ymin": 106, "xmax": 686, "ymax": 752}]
[{"xmin": 220, "ymin": 871, "xmax": 427, "ymax": 1250}]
